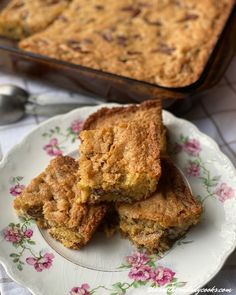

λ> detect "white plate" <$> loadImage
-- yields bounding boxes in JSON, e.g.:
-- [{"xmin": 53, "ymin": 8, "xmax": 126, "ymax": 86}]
[{"xmin": 0, "ymin": 104, "xmax": 236, "ymax": 295}]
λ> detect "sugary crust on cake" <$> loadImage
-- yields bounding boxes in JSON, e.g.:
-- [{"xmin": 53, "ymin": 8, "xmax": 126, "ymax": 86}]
[
  {"xmin": 78, "ymin": 121, "xmax": 161, "ymax": 203},
  {"xmin": 13, "ymin": 156, "xmax": 108, "ymax": 249},
  {"xmin": 117, "ymin": 158, "xmax": 202, "ymax": 228},
  {"xmin": 82, "ymin": 99, "xmax": 167, "ymax": 155},
  {"xmin": 82, "ymin": 100, "xmax": 161, "ymax": 130},
  {"xmin": 14, "ymin": 155, "xmax": 78, "ymax": 218},
  {"xmin": 18, "ymin": 0, "xmax": 234, "ymax": 87},
  {"xmin": 0, "ymin": 0, "xmax": 70, "ymax": 40}
]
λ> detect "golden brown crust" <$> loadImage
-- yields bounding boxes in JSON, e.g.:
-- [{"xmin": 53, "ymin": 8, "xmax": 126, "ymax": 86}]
[
  {"xmin": 13, "ymin": 155, "xmax": 108, "ymax": 249},
  {"xmin": 82, "ymin": 99, "xmax": 167, "ymax": 155},
  {"xmin": 78, "ymin": 121, "xmax": 161, "ymax": 203},
  {"xmin": 82, "ymin": 100, "xmax": 161, "ymax": 130},
  {"xmin": 0, "ymin": 0, "xmax": 70, "ymax": 40},
  {"xmin": 18, "ymin": 0, "xmax": 234, "ymax": 87},
  {"xmin": 117, "ymin": 157, "xmax": 202, "ymax": 228}
]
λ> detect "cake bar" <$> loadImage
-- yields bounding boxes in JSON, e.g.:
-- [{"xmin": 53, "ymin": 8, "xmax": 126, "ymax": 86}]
[
  {"xmin": 13, "ymin": 156, "xmax": 107, "ymax": 249},
  {"xmin": 78, "ymin": 121, "xmax": 161, "ymax": 204},
  {"xmin": 117, "ymin": 158, "xmax": 202, "ymax": 253}
]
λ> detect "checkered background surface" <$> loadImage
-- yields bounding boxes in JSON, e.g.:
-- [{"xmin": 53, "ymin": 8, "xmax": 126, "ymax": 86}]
[{"xmin": 0, "ymin": 55, "xmax": 236, "ymax": 295}]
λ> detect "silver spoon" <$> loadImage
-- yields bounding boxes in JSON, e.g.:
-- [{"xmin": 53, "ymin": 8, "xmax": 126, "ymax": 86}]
[{"xmin": 0, "ymin": 84, "xmax": 104, "ymax": 125}]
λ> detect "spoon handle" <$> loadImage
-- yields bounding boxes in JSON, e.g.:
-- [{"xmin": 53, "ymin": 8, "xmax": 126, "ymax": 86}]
[
  {"xmin": 29, "ymin": 92, "xmax": 104, "ymax": 106},
  {"xmin": 25, "ymin": 103, "xmax": 98, "ymax": 117}
]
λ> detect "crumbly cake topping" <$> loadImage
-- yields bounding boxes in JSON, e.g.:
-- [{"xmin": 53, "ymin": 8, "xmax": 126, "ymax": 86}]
[
  {"xmin": 82, "ymin": 100, "xmax": 162, "ymax": 131},
  {"xmin": 80, "ymin": 122, "xmax": 160, "ymax": 178},
  {"xmin": 82, "ymin": 99, "xmax": 167, "ymax": 155},
  {"xmin": 78, "ymin": 121, "xmax": 161, "ymax": 203}
]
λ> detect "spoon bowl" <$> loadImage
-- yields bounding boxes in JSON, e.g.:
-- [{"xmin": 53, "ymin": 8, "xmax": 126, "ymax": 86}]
[
  {"xmin": 0, "ymin": 94, "xmax": 25, "ymax": 125},
  {"xmin": 0, "ymin": 84, "xmax": 28, "ymax": 103}
]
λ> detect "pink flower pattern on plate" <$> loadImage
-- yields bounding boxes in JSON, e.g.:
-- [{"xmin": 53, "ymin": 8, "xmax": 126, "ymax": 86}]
[
  {"xmin": 24, "ymin": 229, "xmax": 33, "ymax": 238},
  {"xmin": 174, "ymin": 134, "xmax": 235, "ymax": 204},
  {"xmin": 70, "ymin": 251, "xmax": 185, "ymax": 294},
  {"xmin": 10, "ymin": 184, "xmax": 25, "ymax": 196},
  {"xmin": 43, "ymin": 138, "xmax": 63, "ymax": 157},
  {"xmin": 151, "ymin": 266, "xmax": 176, "ymax": 286},
  {"xmin": 214, "ymin": 183, "xmax": 235, "ymax": 202},
  {"xmin": 4, "ymin": 218, "xmax": 55, "ymax": 272},
  {"xmin": 26, "ymin": 253, "xmax": 55, "ymax": 272},
  {"xmin": 70, "ymin": 284, "xmax": 90, "ymax": 295},
  {"xmin": 3, "ymin": 228, "xmax": 21, "ymax": 243},
  {"xmin": 128, "ymin": 265, "xmax": 153, "ymax": 281},
  {"xmin": 126, "ymin": 252, "xmax": 149, "ymax": 267},
  {"xmin": 70, "ymin": 120, "xmax": 83, "ymax": 134},
  {"xmin": 183, "ymin": 138, "xmax": 201, "ymax": 156},
  {"xmin": 42, "ymin": 121, "xmax": 84, "ymax": 155},
  {"xmin": 186, "ymin": 161, "xmax": 200, "ymax": 177}
]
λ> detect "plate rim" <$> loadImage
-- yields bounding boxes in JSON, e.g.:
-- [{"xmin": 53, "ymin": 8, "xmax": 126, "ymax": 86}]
[{"xmin": 0, "ymin": 104, "xmax": 236, "ymax": 295}]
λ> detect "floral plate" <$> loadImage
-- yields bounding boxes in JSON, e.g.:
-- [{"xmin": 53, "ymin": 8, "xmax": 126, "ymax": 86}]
[{"xmin": 0, "ymin": 104, "xmax": 236, "ymax": 295}]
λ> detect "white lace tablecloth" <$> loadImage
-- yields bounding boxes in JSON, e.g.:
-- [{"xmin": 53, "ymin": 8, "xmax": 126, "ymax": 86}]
[{"xmin": 0, "ymin": 55, "xmax": 236, "ymax": 295}]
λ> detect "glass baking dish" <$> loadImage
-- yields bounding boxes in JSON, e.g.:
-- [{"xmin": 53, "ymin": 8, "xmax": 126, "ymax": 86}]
[{"xmin": 0, "ymin": 2, "xmax": 235, "ymax": 110}]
